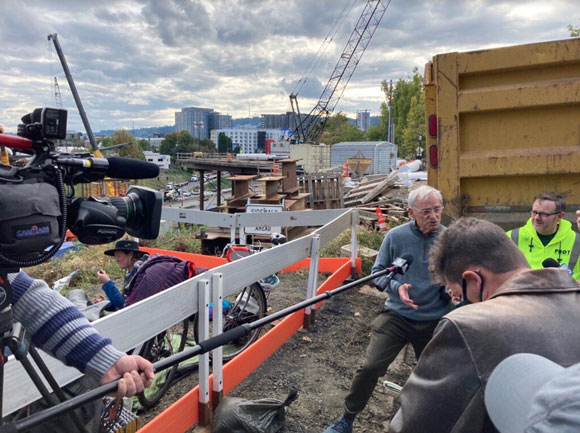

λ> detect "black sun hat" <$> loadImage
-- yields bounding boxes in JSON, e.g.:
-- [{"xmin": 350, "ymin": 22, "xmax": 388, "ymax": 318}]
[{"xmin": 104, "ymin": 240, "xmax": 144, "ymax": 257}]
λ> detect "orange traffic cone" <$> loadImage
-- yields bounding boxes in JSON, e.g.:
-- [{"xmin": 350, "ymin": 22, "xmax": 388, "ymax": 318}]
[
  {"xmin": 342, "ymin": 162, "xmax": 349, "ymax": 178},
  {"xmin": 375, "ymin": 207, "xmax": 388, "ymax": 232}
]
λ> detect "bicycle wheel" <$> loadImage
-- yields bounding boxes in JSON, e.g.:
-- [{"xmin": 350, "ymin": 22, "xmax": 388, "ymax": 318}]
[
  {"xmin": 194, "ymin": 282, "xmax": 267, "ymax": 361},
  {"xmin": 137, "ymin": 318, "xmax": 189, "ymax": 408}
]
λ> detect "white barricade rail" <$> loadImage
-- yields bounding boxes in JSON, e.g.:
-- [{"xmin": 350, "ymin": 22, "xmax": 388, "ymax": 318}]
[{"xmin": 4, "ymin": 208, "xmax": 357, "ymax": 417}]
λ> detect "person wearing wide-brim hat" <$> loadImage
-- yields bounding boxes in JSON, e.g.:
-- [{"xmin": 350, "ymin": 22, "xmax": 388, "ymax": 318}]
[
  {"xmin": 103, "ymin": 240, "xmax": 146, "ymax": 258},
  {"xmin": 97, "ymin": 240, "xmax": 148, "ymax": 310}
]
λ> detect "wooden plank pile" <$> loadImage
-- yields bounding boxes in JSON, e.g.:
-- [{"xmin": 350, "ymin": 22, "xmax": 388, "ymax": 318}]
[{"xmin": 343, "ymin": 171, "xmax": 410, "ymax": 228}]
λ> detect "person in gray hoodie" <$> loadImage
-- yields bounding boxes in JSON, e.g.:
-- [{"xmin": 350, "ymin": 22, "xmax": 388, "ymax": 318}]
[{"xmin": 323, "ymin": 185, "xmax": 452, "ymax": 433}]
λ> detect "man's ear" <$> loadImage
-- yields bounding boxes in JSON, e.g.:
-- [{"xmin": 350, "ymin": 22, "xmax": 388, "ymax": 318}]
[{"xmin": 462, "ymin": 270, "xmax": 483, "ymax": 290}]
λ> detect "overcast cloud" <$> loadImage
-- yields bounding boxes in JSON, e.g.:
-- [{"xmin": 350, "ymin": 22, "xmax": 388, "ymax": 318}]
[{"xmin": 0, "ymin": 0, "xmax": 577, "ymax": 132}]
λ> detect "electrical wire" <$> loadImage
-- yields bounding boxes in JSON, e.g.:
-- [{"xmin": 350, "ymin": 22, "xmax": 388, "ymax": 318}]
[{"xmin": 291, "ymin": 0, "xmax": 357, "ymax": 97}]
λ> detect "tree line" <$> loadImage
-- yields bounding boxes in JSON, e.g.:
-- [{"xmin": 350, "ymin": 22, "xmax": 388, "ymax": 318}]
[{"xmin": 318, "ymin": 67, "xmax": 425, "ymax": 159}]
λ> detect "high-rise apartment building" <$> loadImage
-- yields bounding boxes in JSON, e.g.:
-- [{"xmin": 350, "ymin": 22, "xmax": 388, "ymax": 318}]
[
  {"xmin": 356, "ymin": 110, "xmax": 371, "ymax": 132},
  {"xmin": 260, "ymin": 111, "xmax": 309, "ymax": 131},
  {"xmin": 175, "ymin": 107, "xmax": 232, "ymax": 140},
  {"xmin": 209, "ymin": 112, "xmax": 233, "ymax": 131}
]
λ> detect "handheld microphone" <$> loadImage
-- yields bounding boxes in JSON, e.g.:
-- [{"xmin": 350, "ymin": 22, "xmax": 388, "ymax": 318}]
[{"xmin": 542, "ymin": 257, "xmax": 573, "ymax": 275}]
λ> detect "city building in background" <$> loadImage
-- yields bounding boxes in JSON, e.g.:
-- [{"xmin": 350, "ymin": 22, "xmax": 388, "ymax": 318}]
[
  {"xmin": 356, "ymin": 110, "xmax": 371, "ymax": 131},
  {"xmin": 147, "ymin": 133, "xmax": 165, "ymax": 149},
  {"xmin": 144, "ymin": 151, "xmax": 170, "ymax": 170},
  {"xmin": 211, "ymin": 128, "xmax": 292, "ymax": 154},
  {"xmin": 175, "ymin": 107, "xmax": 232, "ymax": 140},
  {"xmin": 261, "ymin": 112, "xmax": 308, "ymax": 131},
  {"xmin": 209, "ymin": 112, "xmax": 233, "ymax": 131}
]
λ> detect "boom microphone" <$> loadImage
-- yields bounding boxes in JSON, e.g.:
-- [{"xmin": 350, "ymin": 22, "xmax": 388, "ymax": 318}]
[
  {"xmin": 374, "ymin": 253, "xmax": 414, "ymax": 292},
  {"xmin": 106, "ymin": 157, "xmax": 159, "ymax": 179},
  {"xmin": 389, "ymin": 253, "xmax": 414, "ymax": 274}
]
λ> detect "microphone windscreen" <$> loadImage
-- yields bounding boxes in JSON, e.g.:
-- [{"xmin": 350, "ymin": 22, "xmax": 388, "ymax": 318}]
[
  {"xmin": 542, "ymin": 258, "xmax": 560, "ymax": 268},
  {"xmin": 106, "ymin": 157, "xmax": 159, "ymax": 179},
  {"xmin": 401, "ymin": 253, "xmax": 414, "ymax": 266}
]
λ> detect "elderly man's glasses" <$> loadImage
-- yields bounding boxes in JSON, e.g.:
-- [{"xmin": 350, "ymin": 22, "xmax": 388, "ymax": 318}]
[
  {"xmin": 530, "ymin": 210, "xmax": 560, "ymax": 218},
  {"xmin": 414, "ymin": 206, "xmax": 444, "ymax": 217}
]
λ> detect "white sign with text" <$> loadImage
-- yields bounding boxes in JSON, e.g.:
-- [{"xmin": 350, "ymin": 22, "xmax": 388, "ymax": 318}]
[{"xmin": 243, "ymin": 203, "xmax": 284, "ymax": 235}]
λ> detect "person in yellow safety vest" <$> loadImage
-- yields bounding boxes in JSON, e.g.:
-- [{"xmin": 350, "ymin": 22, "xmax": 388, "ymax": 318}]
[{"xmin": 507, "ymin": 192, "xmax": 580, "ymax": 279}]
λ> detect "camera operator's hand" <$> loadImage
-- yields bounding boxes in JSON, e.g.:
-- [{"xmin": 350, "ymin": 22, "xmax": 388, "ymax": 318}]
[
  {"xmin": 101, "ymin": 355, "xmax": 154, "ymax": 398},
  {"xmin": 398, "ymin": 283, "xmax": 418, "ymax": 310},
  {"xmin": 97, "ymin": 269, "xmax": 111, "ymax": 284},
  {"xmin": 576, "ymin": 209, "xmax": 580, "ymax": 231}
]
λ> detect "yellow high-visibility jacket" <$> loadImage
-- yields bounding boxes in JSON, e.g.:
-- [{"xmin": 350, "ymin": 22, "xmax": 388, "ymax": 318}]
[{"xmin": 507, "ymin": 218, "xmax": 580, "ymax": 280}]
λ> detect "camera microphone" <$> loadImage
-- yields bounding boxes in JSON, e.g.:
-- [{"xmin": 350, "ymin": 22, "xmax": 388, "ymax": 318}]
[
  {"xmin": 388, "ymin": 253, "xmax": 414, "ymax": 274},
  {"xmin": 542, "ymin": 257, "xmax": 573, "ymax": 275},
  {"xmin": 106, "ymin": 157, "xmax": 159, "ymax": 179},
  {"xmin": 55, "ymin": 156, "xmax": 160, "ymax": 181}
]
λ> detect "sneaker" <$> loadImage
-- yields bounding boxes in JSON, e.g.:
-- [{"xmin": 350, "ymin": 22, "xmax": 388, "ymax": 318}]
[{"xmin": 323, "ymin": 417, "xmax": 353, "ymax": 433}]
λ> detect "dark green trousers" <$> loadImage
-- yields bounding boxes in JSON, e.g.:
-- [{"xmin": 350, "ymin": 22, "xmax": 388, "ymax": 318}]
[{"xmin": 344, "ymin": 308, "xmax": 440, "ymax": 415}]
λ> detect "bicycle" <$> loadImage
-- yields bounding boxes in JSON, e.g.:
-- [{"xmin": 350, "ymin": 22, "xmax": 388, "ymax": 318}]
[{"xmin": 192, "ymin": 233, "xmax": 285, "ymax": 361}]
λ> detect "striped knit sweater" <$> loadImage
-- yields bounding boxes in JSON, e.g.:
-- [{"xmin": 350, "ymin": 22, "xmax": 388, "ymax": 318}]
[{"xmin": 9, "ymin": 271, "xmax": 124, "ymax": 379}]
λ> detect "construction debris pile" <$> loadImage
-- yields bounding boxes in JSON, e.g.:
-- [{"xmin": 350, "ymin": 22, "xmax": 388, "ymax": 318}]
[{"xmin": 343, "ymin": 170, "xmax": 418, "ymax": 229}]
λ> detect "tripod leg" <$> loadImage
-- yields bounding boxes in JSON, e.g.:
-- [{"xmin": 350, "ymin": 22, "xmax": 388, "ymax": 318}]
[
  {"xmin": 28, "ymin": 345, "xmax": 90, "ymax": 433},
  {"xmin": 10, "ymin": 341, "xmax": 88, "ymax": 433}
]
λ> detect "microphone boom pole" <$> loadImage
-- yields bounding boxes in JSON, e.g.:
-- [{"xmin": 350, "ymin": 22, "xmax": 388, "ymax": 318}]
[{"xmin": 5, "ymin": 267, "xmax": 396, "ymax": 432}]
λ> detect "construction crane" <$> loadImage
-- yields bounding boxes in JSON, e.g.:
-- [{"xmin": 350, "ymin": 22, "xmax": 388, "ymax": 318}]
[
  {"xmin": 290, "ymin": 0, "xmax": 390, "ymax": 144},
  {"xmin": 53, "ymin": 77, "xmax": 62, "ymax": 108},
  {"xmin": 48, "ymin": 33, "xmax": 115, "ymax": 195}
]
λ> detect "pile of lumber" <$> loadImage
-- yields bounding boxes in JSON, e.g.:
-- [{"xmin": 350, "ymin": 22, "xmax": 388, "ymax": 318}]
[
  {"xmin": 344, "ymin": 172, "xmax": 399, "ymax": 207},
  {"xmin": 343, "ymin": 171, "xmax": 410, "ymax": 228}
]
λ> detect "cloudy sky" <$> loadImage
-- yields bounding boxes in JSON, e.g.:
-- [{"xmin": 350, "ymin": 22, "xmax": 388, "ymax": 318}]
[{"xmin": 0, "ymin": 0, "xmax": 578, "ymax": 133}]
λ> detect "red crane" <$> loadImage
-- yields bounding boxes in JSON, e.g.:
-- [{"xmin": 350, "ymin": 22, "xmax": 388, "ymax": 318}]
[{"xmin": 290, "ymin": 0, "xmax": 391, "ymax": 143}]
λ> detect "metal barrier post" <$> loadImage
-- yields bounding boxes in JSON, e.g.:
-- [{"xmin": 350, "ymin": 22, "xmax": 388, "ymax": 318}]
[
  {"xmin": 304, "ymin": 234, "xmax": 320, "ymax": 329},
  {"xmin": 237, "ymin": 212, "xmax": 247, "ymax": 246},
  {"xmin": 211, "ymin": 273, "xmax": 224, "ymax": 408},
  {"xmin": 230, "ymin": 214, "xmax": 237, "ymax": 244},
  {"xmin": 350, "ymin": 209, "xmax": 358, "ymax": 278},
  {"xmin": 197, "ymin": 279, "xmax": 211, "ymax": 426}
]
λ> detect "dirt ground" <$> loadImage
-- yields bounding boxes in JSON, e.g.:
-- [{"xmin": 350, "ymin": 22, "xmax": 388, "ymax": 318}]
[{"xmin": 137, "ymin": 270, "xmax": 416, "ymax": 432}]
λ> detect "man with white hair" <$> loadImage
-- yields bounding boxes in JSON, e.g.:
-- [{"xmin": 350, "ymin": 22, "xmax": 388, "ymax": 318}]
[{"xmin": 324, "ymin": 185, "xmax": 452, "ymax": 433}]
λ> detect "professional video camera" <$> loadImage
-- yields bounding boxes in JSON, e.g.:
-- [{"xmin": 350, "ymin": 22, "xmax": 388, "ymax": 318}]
[{"xmin": 0, "ymin": 107, "xmax": 162, "ymax": 268}]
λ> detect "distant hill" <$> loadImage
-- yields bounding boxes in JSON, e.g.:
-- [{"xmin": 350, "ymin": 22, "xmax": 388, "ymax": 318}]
[{"xmin": 96, "ymin": 125, "xmax": 175, "ymax": 137}]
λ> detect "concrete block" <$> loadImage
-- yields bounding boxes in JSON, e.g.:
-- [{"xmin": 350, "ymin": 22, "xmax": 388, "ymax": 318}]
[{"xmin": 340, "ymin": 244, "xmax": 379, "ymax": 261}]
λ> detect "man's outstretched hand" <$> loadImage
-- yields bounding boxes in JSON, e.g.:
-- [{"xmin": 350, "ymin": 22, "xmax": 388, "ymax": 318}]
[
  {"xmin": 101, "ymin": 355, "xmax": 155, "ymax": 397},
  {"xmin": 398, "ymin": 283, "xmax": 418, "ymax": 310}
]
